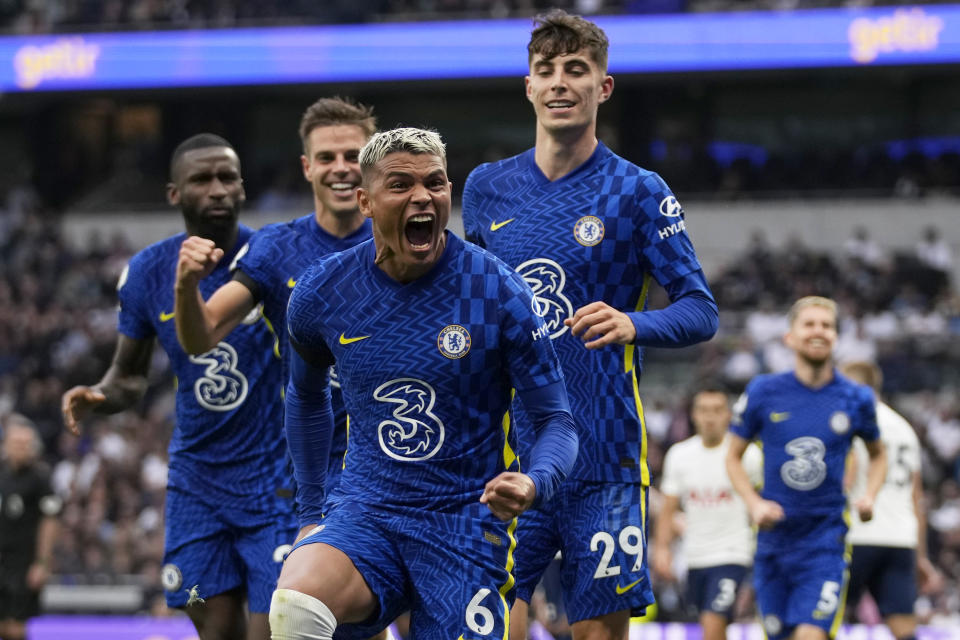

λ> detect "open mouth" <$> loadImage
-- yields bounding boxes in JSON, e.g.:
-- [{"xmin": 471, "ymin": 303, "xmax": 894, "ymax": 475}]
[
  {"xmin": 404, "ymin": 213, "xmax": 436, "ymax": 251},
  {"xmin": 326, "ymin": 181, "xmax": 359, "ymax": 198}
]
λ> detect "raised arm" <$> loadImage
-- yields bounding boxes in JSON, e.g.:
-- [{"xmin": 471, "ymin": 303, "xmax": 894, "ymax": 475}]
[
  {"xmin": 61, "ymin": 334, "xmax": 154, "ymax": 435},
  {"xmin": 175, "ymin": 235, "xmax": 257, "ymax": 354}
]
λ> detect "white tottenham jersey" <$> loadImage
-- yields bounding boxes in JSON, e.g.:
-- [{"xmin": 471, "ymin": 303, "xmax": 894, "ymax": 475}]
[
  {"xmin": 848, "ymin": 401, "xmax": 920, "ymax": 548},
  {"xmin": 660, "ymin": 433, "xmax": 762, "ymax": 568}
]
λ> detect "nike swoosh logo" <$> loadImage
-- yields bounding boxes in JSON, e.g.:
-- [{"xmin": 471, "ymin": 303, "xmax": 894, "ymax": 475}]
[
  {"xmin": 489, "ymin": 218, "xmax": 515, "ymax": 231},
  {"xmin": 770, "ymin": 411, "xmax": 790, "ymax": 423},
  {"xmin": 616, "ymin": 577, "xmax": 644, "ymax": 595},
  {"xmin": 287, "ymin": 277, "xmax": 296, "ymax": 288},
  {"xmin": 159, "ymin": 311, "xmax": 175, "ymax": 322},
  {"xmin": 339, "ymin": 333, "xmax": 370, "ymax": 345}
]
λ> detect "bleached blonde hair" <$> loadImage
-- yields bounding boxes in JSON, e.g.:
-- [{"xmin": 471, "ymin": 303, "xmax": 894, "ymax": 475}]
[
  {"xmin": 359, "ymin": 127, "xmax": 446, "ymax": 176},
  {"xmin": 787, "ymin": 295, "xmax": 838, "ymax": 326}
]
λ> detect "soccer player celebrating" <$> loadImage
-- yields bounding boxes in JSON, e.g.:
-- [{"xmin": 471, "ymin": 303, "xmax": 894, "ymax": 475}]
[
  {"xmin": 653, "ymin": 385, "xmax": 762, "ymax": 640},
  {"xmin": 841, "ymin": 360, "xmax": 943, "ymax": 640},
  {"xmin": 174, "ymin": 97, "xmax": 375, "ymax": 493},
  {"xmin": 268, "ymin": 127, "xmax": 579, "ymax": 640},
  {"xmin": 61, "ymin": 134, "xmax": 294, "ymax": 640},
  {"xmin": 726, "ymin": 296, "xmax": 887, "ymax": 640},
  {"xmin": 461, "ymin": 10, "xmax": 718, "ymax": 640}
]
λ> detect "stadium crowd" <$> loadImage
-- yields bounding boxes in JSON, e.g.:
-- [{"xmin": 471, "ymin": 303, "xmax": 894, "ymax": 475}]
[{"xmin": 0, "ymin": 171, "xmax": 957, "ymax": 628}]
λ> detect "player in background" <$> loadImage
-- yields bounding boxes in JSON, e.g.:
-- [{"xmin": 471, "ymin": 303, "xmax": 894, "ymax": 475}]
[
  {"xmin": 840, "ymin": 360, "xmax": 943, "ymax": 640},
  {"xmin": 0, "ymin": 415, "xmax": 61, "ymax": 640},
  {"xmin": 726, "ymin": 296, "xmax": 887, "ymax": 640},
  {"xmin": 461, "ymin": 10, "xmax": 718, "ymax": 640},
  {"xmin": 268, "ymin": 128, "xmax": 579, "ymax": 640},
  {"xmin": 652, "ymin": 385, "xmax": 762, "ymax": 640},
  {"xmin": 61, "ymin": 134, "xmax": 294, "ymax": 640},
  {"xmin": 174, "ymin": 97, "xmax": 375, "ymax": 493}
]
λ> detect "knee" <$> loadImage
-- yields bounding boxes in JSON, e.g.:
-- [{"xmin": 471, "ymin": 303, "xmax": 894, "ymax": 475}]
[{"xmin": 269, "ymin": 588, "xmax": 338, "ymax": 640}]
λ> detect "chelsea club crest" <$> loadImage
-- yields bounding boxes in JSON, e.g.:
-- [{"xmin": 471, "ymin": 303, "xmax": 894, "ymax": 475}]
[
  {"xmin": 573, "ymin": 215, "xmax": 604, "ymax": 246},
  {"xmin": 438, "ymin": 325, "xmax": 471, "ymax": 359}
]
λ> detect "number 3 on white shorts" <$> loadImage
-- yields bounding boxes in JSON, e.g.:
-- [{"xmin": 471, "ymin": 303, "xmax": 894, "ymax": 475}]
[{"xmin": 590, "ymin": 525, "xmax": 644, "ymax": 579}]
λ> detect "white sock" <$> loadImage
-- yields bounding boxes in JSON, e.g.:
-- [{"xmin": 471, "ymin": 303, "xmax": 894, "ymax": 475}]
[{"xmin": 269, "ymin": 588, "xmax": 338, "ymax": 640}]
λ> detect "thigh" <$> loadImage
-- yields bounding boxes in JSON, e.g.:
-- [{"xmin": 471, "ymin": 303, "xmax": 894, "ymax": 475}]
[
  {"xmin": 162, "ymin": 487, "xmax": 242, "ymax": 609},
  {"xmin": 405, "ymin": 506, "xmax": 516, "ymax": 640},
  {"xmin": 513, "ymin": 496, "xmax": 561, "ymax": 604},
  {"xmin": 233, "ymin": 507, "xmax": 298, "ymax": 613},
  {"xmin": 753, "ymin": 555, "xmax": 792, "ymax": 640},
  {"xmin": 556, "ymin": 481, "xmax": 653, "ymax": 623},
  {"xmin": 874, "ymin": 548, "xmax": 917, "ymax": 617},
  {"xmin": 784, "ymin": 551, "xmax": 848, "ymax": 638},
  {"xmin": 290, "ymin": 504, "xmax": 408, "ymax": 639}
]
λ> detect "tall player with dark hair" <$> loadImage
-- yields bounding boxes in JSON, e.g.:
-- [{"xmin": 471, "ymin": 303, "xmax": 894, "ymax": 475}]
[
  {"xmin": 462, "ymin": 10, "xmax": 718, "ymax": 640},
  {"xmin": 62, "ymin": 134, "xmax": 294, "ymax": 640}
]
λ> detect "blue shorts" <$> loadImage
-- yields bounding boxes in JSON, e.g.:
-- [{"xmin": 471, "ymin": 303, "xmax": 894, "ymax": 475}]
[
  {"xmin": 161, "ymin": 486, "xmax": 297, "ymax": 612},
  {"xmin": 293, "ymin": 501, "xmax": 516, "ymax": 640},
  {"xmin": 754, "ymin": 544, "xmax": 849, "ymax": 640},
  {"xmin": 848, "ymin": 545, "xmax": 916, "ymax": 616},
  {"xmin": 686, "ymin": 564, "xmax": 749, "ymax": 619},
  {"xmin": 513, "ymin": 480, "xmax": 653, "ymax": 623}
]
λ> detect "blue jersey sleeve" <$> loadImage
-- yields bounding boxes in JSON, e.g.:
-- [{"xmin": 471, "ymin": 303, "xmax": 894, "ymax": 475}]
[
  {"xmin": 633, "ymin": 172, "xmax": 703, "ymax": 285},
  {"xmin": 233, "ymin": 228, "xmax": 278, "ymax": 302},
  {"xmin": 854, "ymin": 386, "xmax": 880, "ymax": 443},
  {"xmin": 629, "ymin": 269, "xmax": 718, "ymax": 347},
  {"xmin": 285, "ymin": 344, "xmax": 334, "ymax": 527},
  {"xmin": 116, "ymin": 255, "xmax": 155, "ymax": 340},
  {"xmin": 515, "ymin": 381, "xmax": 578, "ymax": 507},
  {"xmin": 730, "ymin": 379, "xmax": 764, "ymax": 442},
  {"xmin": 461, "ymin": 167, "xmax": 487, "ymax": 247}
]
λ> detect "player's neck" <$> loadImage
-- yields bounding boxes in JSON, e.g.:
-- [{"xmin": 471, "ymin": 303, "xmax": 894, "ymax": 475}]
[
  {"xmin": 534, "ymin": 125, "xmax": 598, "ymax": 181},
  {"xmin": 314, "ymin": 207, "xmax": 365, "ymax": 238},
  {"xmin": 794, "ymin": 358, "xmax": 835, "ymax": 388}
]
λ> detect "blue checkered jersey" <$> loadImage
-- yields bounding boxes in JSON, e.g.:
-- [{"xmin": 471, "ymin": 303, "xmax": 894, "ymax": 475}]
[
  {"xmin": 117, "ymin": 226, "xmax": 287, "ymax": 501},
  {"xmin": 286, "ymin": 234, "xmax": 570, "ymax": 514},
  {"xmin": 462, "ymin": 142, "xmax": 714, "ymax": 484},
  {"xmin": 731, "ymin": 371, "xmax": 879, "ymax": 521},
  {"xmin": 234, "ymin": 214, "xmax": 372, "ymax": 482}
]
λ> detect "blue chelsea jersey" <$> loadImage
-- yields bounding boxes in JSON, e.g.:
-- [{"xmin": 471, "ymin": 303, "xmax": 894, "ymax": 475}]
[
  {"xmin": 287, "ymin": 234, "xmax": 564, "ymax": 511},
  {"xmin": 731, "ymin": 371, "xmax": 879, "ymax": 519},
  {"xmin": 117, "ymin": 225, "xmax": 287, "ymax": 502},
  {"xmin": 462, "ymin": 143, "xmax": 705, "ymax": 484},
  {"xmin": 235, "ymin": 215, "xmax": 372, "ymax": 483}
]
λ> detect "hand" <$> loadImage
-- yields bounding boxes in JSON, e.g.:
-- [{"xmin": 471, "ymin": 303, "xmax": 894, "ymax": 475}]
[
  {"xmin": 563, "ymin": 301, "xmax": 636, "ymax": 349},
  {"xmin": 26, "ymin": 562, "xmax": 50, "ymax": 591},
  {"xmin": 480, "ymin": 472, "xmax": 537, "ymax": 521},
  {"xmin": 177, "ymin": 236, "xmax": 224, "ymax": 289},
  {"xmin": 917, "ymin": 556, "xmax": 945, "ymax": 594},
  {"xmin": 61, "ymin": 386, "xmax": 106, "ymax": 435},
  {"xmin": 749, "ymin": 499, "xmax": 785, "ymax": 529},
  {"xmin": 854, "ymin": 495, "xmax": 874, "ymax": 522},
  {"xmin": 651, "ymin": 545, "xmax": 674, "ymax": 582}
]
